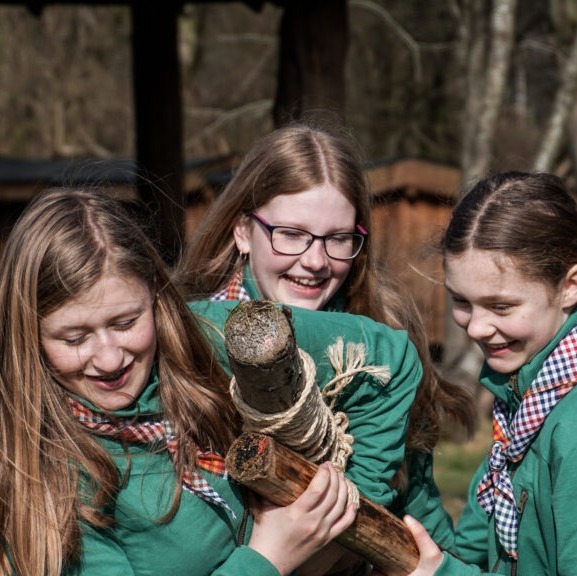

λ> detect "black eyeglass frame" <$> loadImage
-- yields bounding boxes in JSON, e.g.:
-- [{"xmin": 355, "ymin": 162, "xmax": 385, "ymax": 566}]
[{"xmin": 249, "ymin": 212, "xmax": 368, "ymax": 261}]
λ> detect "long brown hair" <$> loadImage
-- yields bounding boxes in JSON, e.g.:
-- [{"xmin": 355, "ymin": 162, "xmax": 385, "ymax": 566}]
[
  {"xmin": 0, "ymin": 187, "xmax": 237, "ymax": 575},
  {"xmin": 179, "ymin": 122, "xmax": 475, "ymax": 483}
]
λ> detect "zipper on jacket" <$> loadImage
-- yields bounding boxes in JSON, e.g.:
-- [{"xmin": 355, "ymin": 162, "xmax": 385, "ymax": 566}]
[
  {"xmin": 236, "ymin": 487, "xmax": 251, "ymax": 546},
  {"xmin": 509, "ymin": 489, "xmax": 528, "ymax": 576},
  {"xmin": 510, "ymin": 372, "xmax": 521, "ymax": 399}
]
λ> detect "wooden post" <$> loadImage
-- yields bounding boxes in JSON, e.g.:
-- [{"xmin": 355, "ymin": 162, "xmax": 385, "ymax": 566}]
[
  {"xmin": 224, "ymin": 302, "xmax": 305, "ymax": 413},
  {"xmin": 131, "ymin": 2, "xmax": 184, "ymax": 265},
  {"xmin": 226, "ymin": 432, "xmax": 419, "ymax": 575},
  {"xmin": 223, "ymin": 301, "xmax": 419, "ymax": 574}
]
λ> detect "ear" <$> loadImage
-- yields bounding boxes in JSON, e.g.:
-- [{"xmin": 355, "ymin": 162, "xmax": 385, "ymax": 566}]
[
  {"xmin": 561, "ymin": 264, "xmax": 577, "ymax": 310},
  {"xmin": 233, "ymin": 215, "xmax": 251, "ymax": 256}
]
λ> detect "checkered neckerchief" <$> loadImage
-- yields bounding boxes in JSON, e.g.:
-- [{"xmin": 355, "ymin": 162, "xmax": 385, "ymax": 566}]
[
  {"xmin": 68, "ymin": 397, "xmax": 234, "ymax": 516},
  {"xmin": 477, "ymin": 325, "xmax": 577, "ymax": 559},
  {"xmin": 211, "ymin": 271, "xmax": 250, "ymax": 302}
]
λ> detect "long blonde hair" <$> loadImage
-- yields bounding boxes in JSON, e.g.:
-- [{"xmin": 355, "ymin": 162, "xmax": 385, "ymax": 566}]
[
  {"xmin": 0, "ymin": 187, "xmax": 237, "ymax": 575},
  {"xmin": 178, "ymin": 123, "xmax": 475, "ymax": 485}
]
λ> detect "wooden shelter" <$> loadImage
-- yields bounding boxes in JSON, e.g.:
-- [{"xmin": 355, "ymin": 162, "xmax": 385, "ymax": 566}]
[
  {"xmin": 0, "ymin": 0, "xmax": 348, "ymax": 263},
  {"xmin": 367, "ymin": 158, "xmax": 461, "ymax": 350}
]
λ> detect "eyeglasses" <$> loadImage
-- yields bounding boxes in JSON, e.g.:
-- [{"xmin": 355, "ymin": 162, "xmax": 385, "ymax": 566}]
[{"xmin": 249, "ymin": 212, "xmax": 367, "ymax": 260}]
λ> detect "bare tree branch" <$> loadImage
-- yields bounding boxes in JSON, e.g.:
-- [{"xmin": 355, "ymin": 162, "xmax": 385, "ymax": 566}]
[
  {"xmin": 349, "ymin": 0, "xmax": 423, "ymax": 81},
  {"xmin": 466, "ymin": 0, "xmax": 517, "ymax": 182},
  {"xmin": 534, "ymin": 31, "xmax": 577, "ymax": 172}
]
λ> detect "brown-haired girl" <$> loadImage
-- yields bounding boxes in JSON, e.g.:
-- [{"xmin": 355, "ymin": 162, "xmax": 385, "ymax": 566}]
[
  {"xmin": 401, "ymin": 172, "xmax": 577, "ymax": 575},
  {"xmin": 0, "ymin": 187, "xmax": 356, "ymax": 575},
  {"xmin": 178, "ymin": 122, "xmax": 476, "ymax": 552}
]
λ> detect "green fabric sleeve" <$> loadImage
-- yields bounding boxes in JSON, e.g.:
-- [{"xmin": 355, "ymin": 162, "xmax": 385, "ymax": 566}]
[
  {"xmin": 211, "ymin": 546, "xmax": 281, "ymax": 576},
  {"xmin": 190, "ymin": 300, "xmax": 422, "ymax": 507},
  {"xmin": 402, "ymin": 451, "xmax": 456, "ymax": 552}
]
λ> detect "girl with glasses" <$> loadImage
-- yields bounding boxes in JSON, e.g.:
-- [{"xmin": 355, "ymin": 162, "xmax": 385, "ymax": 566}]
[
  {"xmin": 178, "ymin": 123, "xmax": 475, "ymax": 572},
  {"xmin": 0, "ymin": 187, "xmax": 357, "ymax": 576}
]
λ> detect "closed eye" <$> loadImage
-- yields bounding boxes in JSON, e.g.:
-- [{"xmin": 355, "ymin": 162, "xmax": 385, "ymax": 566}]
[
  {"xmin": 327, "ymin": 234, "xmax": 353, "ymax": 245},
  {"xmin": 276, "ymin": 228, "xmax": 309, "ymax": 240},
  {"xmin": 114, "ymin": 317, "xmax": 138, "ymax": 330},
  {"xmin": 62, "ymin": 334, "xmax": 88, "ymax": 346}
]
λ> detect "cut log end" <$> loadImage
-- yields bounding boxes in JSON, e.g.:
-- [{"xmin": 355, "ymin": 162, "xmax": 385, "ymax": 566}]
[
  {"xmin": 224, "ymin": 301, "xmax": 304, "ymax": 413},
  {"xmin": 224, "ymin": 301, "xmax": 295, "ymax": 365},
  {"xmin": 225, "ymin": 433, "xmax": 274, "ymax": 482}
]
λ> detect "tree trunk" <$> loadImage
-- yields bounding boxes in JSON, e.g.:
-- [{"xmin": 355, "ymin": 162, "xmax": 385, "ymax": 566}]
[
  {"xmin": 465, "ymin": 0, "xmax": 517, "ymax": 183},
  {"xmin": 534, "ymin": 31, "xmax": 577, "ymax": 172},
  {"xmin": 273, "ymin": 0, "xmax": 348, "ymax": 127}
]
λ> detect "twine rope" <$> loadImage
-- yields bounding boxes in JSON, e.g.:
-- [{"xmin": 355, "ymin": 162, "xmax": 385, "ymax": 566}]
[{"xmin": 230, "ymin": 339, "xmax": 391, "ymax": 508}]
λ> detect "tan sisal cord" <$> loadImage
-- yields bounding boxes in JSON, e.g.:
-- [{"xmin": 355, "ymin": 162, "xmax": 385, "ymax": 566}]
[{"xmin": 229, "ymin": 338, "xmax": 391, "ymax": 508}]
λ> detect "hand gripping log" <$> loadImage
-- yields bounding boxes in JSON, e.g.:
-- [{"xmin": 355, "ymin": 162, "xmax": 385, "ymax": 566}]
[{"xmin": 223, "ymin": 301, "xmax": 419, "ymax": 574}]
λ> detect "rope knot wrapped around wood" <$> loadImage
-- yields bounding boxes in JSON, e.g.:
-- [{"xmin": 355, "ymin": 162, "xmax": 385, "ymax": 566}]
[{"xmin": 228, "ymin": 319, "xmax": 391, "ymax": 507}]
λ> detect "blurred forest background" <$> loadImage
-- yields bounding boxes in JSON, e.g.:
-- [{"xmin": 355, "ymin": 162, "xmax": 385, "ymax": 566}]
[
  {"xmin": 2, "ymin": 0, "xmax": 577, "ymax": 517},
  {"xmin": 2, "ymin": 0, "xmax": 577, "ymax": 179}
]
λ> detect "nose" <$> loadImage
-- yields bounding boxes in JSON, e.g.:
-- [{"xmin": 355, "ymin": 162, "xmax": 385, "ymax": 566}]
[
  {"xmin": 299, "ymin": 238, "xmax": 329, "ymax": 270},
  {"xmin": 90, "ymin": 334, "xmax": 124, "ymax": 373},
  {"xmin": 465, "ymin": 308, "xmax": 495, "ymax": 341}
]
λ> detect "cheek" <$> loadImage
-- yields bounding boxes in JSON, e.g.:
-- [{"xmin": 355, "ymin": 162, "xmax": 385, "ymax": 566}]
[
  {"xmin": 132, "ymin": 320, "xmax": 157, "ymax": 358},
  {"xmin": 251, "ymin": 251, "xmax": 297, "ymax": 278},
  {"xmin": 42, "ymin": 343, "xmax": 85, "ymax": 375},
  {"xmin": 451, "ymin": 308, "xmax": 470, "ymax": 328},
  {"xmin": 331, "ymin": 260, "xmax": 353, "ymax": 280}
]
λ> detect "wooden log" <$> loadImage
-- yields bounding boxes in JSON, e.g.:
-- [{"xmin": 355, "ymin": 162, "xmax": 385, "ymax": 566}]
[
  {"xmin": 226, "ymin": 432, "xmax": 419, "ymax": 575},
  {"xmin": 224, "ymin": 301, "xmax": 305, "ymax": 413},
  {"xmin": 223, "ymin": 301, "xmax": 420, "ymax": 572}
]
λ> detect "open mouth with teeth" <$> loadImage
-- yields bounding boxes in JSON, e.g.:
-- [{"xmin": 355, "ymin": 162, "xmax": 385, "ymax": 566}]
[
  {"xmin": 283, "ymin": 275, "xmax": 328, "ymax": 288},
  {"xmin": 87, "ymin": 363, "xmax": 131, "ymax": 382},
  {"xmin": 485, "ymin": 342, "xmax": 511, "ymax": 350}
]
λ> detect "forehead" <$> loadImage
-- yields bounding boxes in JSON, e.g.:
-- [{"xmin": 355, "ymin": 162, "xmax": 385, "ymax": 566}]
[
  {"xmin": 42, "ymin": 274, "xmax": 152, "ymax": 326},
  {"xmin": 444, "ymin": 249, "xmax": 553, "ymax": 300},
  {"xmin": 261, "ymin": 184, "xmax": 356, "ymax": 219}
]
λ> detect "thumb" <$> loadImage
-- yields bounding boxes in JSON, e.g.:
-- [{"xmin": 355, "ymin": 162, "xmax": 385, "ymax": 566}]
[{"xmin": 403, "ymin": 515, "xmax": 444, "ymax": 574}]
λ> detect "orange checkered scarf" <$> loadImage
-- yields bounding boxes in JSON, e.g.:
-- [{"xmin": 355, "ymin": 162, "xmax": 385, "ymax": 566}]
[{"xmin": 68, "ymin": 396, "xmax": 233, "ymax": 515}]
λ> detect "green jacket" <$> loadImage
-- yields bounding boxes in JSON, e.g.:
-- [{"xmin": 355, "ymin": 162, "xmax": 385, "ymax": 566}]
[
  {"xmin": 436, "ymin": 309, "xmax": 577, "ymax": 575},
  {"xmin": 64, "ymin": 376, "xmax": 279, "ymax": 576},
  {"xmin": 190, "ymin": 299, "xmax": 427, "ymax": 513}
]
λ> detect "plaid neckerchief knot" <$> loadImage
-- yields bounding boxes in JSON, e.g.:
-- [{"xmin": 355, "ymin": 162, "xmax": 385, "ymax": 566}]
[
  {"xmin": 211, "ymin": 270, "xmax": 250, "ymax": 302},
  {"xmin": 477, "ymin": 325, "xmax": 577, "ymax": 559},
  {"xmin": 68, "ymin": 397, "xmax": 235, "ymax": 517}
]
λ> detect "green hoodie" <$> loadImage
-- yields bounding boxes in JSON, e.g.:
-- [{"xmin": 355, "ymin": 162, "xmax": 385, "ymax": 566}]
[{"xmin": 436, "ymin": 309, "xmax": 577, "ymax": 575}]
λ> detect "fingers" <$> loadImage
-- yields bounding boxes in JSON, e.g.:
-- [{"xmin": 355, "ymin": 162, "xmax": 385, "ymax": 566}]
[
  {"xmin": 298, "ymin": 462, "xmax": 352, "ymax": 512},
  {"xmin": 404, "ymin": 515, "xmax": 435, "ymax": 552},
  {"xmin": 299, "ymin": 462, "xmax": 358, "ymax": 538},
  {"xmin": 402, "ymin": 515, "xmax": 444, "ymax": 574}
]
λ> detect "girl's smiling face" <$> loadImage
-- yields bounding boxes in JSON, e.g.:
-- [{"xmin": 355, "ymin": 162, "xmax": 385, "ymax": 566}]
[
  {"xmin": 233, "ymin": 184, "xmax": 357, "ymax": 311},
  {"xmin": 445, "ymin": 248, "xmax": 577, "ymax": 374},
  {"xmin": 40, "ymin": 273, "xmax": 157, "ymax": 411}
]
